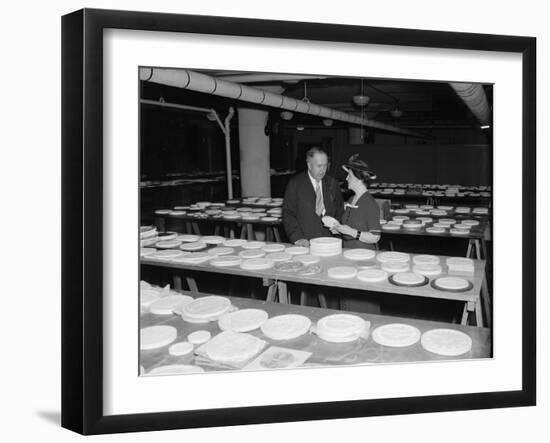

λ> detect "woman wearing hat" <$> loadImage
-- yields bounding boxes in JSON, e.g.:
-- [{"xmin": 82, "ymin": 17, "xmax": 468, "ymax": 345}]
[{"xmin": 333, "ymin": 154, "xmax": 381, "ymax": 249}]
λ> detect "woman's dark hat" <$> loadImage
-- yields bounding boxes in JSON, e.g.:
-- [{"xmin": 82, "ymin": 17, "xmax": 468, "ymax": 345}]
[{"xmin": 342, "ymin": 154, "xmax": 377, "ymax": 180}]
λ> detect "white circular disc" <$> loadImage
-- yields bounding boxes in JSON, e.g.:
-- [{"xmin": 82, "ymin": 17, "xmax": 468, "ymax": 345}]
[
  {"xmin": 182, "ymin": 296, "xmax": 231, "ymax": 321},
  {"xmin": 180, "ymin": 241, "xmax": 207, "ymax": 251},
  {"xmin": 382, "ymin": 224, "xmax": 401, "ymax": 231},
  {"xmin": 155, "ymin": 209, "xmax": 172, "ymax": 215},
  {"xmin": 168, "ymin": 341, "xmax": 194, "ymax": 357},
  {"xmin": 434, "ymin": 277, "xmax": 471, "ymax": 290},
  {"xmin": 328, "ymin": 266, "xmax": 358, "ymax": 280},
  {"xmin": 177, "ymin": 234, "xmax": 200, "ymax": 243},
  {"xmin": 173, "ymin": 252, "xmax": 212, "ymax": 264},
  {"xmin": 223, "ymin": 239, "xmax": 248, "ymax": 247},
  {"xmin": 239, "ymin": 249, "xmax": 266, "ymax": 259},
  {"xmin": 149, "ymin": 295, "xmax": 194, "ymax": 315},
  {"xmin": 210, "ymin": 255, "xmax": 243, "ymax": 267},
  {"xmin": 357, "ymin": 269, "xmax": 388, "ymax": 283},
  {"xmin": 218, "ymin": 309, "xmax": 269, "ymax": 332},
  {"xmin": 450, "ymin": 228, "xmax": 470, "ymax": 235},
  {"xmin": 156, "ymin": 232, "xmax": 178, "ymax": 241},
  {"xmin": 321, "ymin": 216, "xmax": 339, "ymax": 228},
  {"xmin": 262, "ymin": 243, "xmax": 286, "ymax": 253},
  {"xmin": 461, "ymin": 219, "xmax": 480, "ymax": 226},
  {"xmin": 343, "ymin": 249, "xmax": 376, "ymax": 261},
  {"xmin": 438, "ymin": 218, "xmax": 456, "ymax": 225},
  {"xmin": 155, "ymin": 239, "xmax": 183, "ymax": 249},
  {"xmin": 149, "ymin": 250, "xmax": 185, "ymax": 260},
  {"xmin": 285, "ymin": 246, "xmax": 310, "ymax": 255},
  {"xmin": 421, "ymin": 328, "xmax": 473, "ymax": 356},
  {"xmin": 376, "ymin": 251, "xmax": 410, "ymax": 263},
  {"xmin": 241, "ymin": 241, "xmax": 267, "ymax": 249},
  {"xmin": 140, "ymin": 247, "xmax": 156, "ymax": 257},
  {"xmin": 205, "ymin": 331, "xmax": 265, "ymax": 363},
  {"xmin": 413, "ymin": 264, "xmax": 443, "ymax": 276},
  {"xmin": 317, "ymin": 314, "xmax": 366, "ymax": 340},
  {"xmin": 200, "ymin": 235, "xmax": 225, "ymax": 244},
  {"xmin": 426, "ymin": 227, "xmax": 446, "ymax": 234},
  {"xmin": 140, "ymin": 288, "xmax": 162, "ymax": 308},
  {"xmin": 413, "ymin": 254, "xmax": 440, "ymax": 265},
  {"xmin": 140, "ymin": 325, "xmax": 178, "ymax": 350},
  {"xmin": 261, "ymin": 314, "xmax": 311, "ymax": 340},
  {"xmin": 275, "ymin": 261, "xmax": 305, "ymax": 272},
  {"xmin": 207, "ymin": 246, "xmax": 235, "ymax": 256},
  {"xmin": 432, "ymin": 223, "xmax": 449, "ymax": 229},
  {"xmin": 372, "ymin": 323, "xmax": 421, "ymax": 347},
  {"xmin": 392, "ymin": 272, "xmax": 425, "ymax": 285},
  {"xmin": 392, "ymin": 215, "xmax": 410, "ymax": 221},
  {"xmin": 187, "ymin": 330, "xmax": 212, "ymax": 345}
]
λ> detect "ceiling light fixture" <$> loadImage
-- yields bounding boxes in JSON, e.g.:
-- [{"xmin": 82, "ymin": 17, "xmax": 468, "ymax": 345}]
[
  {"xmin": 352, "ymin": 78, "xmax": 370, "ymax": 107},
  {"xmin": 280, "ymin": 111, "xmax": 293, "ymax": 120},
  {"xmin": 323, "ymin": 119, "xmax": 333, "ymax": 127},
  {"xmin": 390, "ymin": 102, "xmax": 403, "ymax": 119},
  {"xmin": 296, "ymin": 124, "xmax": 305, "ymax": 131},
  {"xmin": 480, "ymin": 125, "xmax": 490, "ymax": 129}
]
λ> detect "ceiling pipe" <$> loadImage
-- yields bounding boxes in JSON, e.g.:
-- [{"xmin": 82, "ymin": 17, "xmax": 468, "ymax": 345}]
[
  {"xmin": 214, "ymin": 74, "xmax": 327, "ymax": 83},
  {"xmin": 139, "ymin": 67, "xmax": 428, "ymax": 139},
  {"xmin": 449, "ymin": 83, "xmax": 491, "ymax": 126}
]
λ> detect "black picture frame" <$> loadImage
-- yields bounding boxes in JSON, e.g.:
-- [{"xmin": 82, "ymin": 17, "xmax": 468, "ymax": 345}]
[{"xmin": 61, "ymin": 8, "xmax": 536, "ymax": 435}]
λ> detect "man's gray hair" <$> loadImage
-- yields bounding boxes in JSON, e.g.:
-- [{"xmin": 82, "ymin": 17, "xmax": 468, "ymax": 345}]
[{"xmin": 305, "ymin": 147, "xmax": 328, "ymax": 161}]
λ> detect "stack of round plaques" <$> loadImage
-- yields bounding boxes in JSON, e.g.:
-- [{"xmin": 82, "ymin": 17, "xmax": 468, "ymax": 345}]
[
  {"xmin": 412, "ymin": 264, "xmax": 443, "ymax": 276},
  {"xmin": 455, "ymin": 207, "xmax": 471, "ymax": 214},
  {"xmin": 140, "ymin": 325, "xmax": 178, "ymax": 350},
  {"xmin": 141, "ymin": 236, "xmax": 158, "ymax": 247},
  {"xmin": 178, "ymin": 234, "xmax": 201, "ymax": 243},
  {"xmin": 402, "ymin": 219, "xmax": 423, "ymax": 229},
  {"xmin": 155, "ymin": 239, "xmax": 182, "ymax": 249},
  {"xmin": 223, "ymin": 239, "xmax": 248, "ymax": 247},
  {"xmin": 223, "ymin": 213, "xmax": 241, "ymax": 220},
  {"xmin": 446, "ymin": 257, "xmax": 474, "ymax": 273},
  {"xmin": 413, "ymin": 255, "xmax": 440, "ymax": 265},
  {"xmin": 174, "ymin": 252, "xmax": 212, "ymax": 264},
  {"xmin": 432, "ymin": 222, "xmax": 449, "ymax": 229},
  {"xmin": 381, "ymin": 262, "xmax": 410, "ymax": 273},
  {"xmin": 149, "ymin": 249, "xmax": 186, "ymax": 260},
  {"xmin": 392, "ymin": 215, "xmax": 409, "ymax": 221},
  {"xmin": 438, "ymin": 218, "xmax": 456, "ymax": 226},
  {"xmin": 237, "ymin": 207, "xmax": 253, "ymax": 212},
  {"xmin": 327, "ymin": 266, "xmax": 358, "ymax": 280},
  {"xmin": 241, "ymin": 241, "xmax": 266, "ymax": 249},
  {"xmin": 426, "ymin": 226, "xmax": 446, "ymax": 234},
  {"xmin": 157, "ymin": 231, "xmax": 178, "ymax": 241},
  {"xmin": 376, "ymin": 251, "xmax": 410, "ymax": 263},
  {"xmin": 169, "ymin": 210, "xmax": 187, "ymax": 216},
  {"xmin": 196, "ymin": 201, "xmax": 211, "ymax": 208},
  {"xmin": 140, "ymin": 247, "xmax": 156, "ymax": 257},
  {"xmin": 461, "ymin": 219, "xmax": 480, "ymax": 226},
  {"xmin": 316, "ymin": 314, "xmax": 367, "ymax": 343},
  {"xmin": 265, "ymin": 252, "xmax": 292, "ymax": 262},
  {"xmin": 210, "ymin": 202, "xmax": 225, "ymax": 207},
  {"xmin": 188, "ymin": 330, "xmax": 212, "ymax": 345},
  {"xmin": 140, "ymin": 226, "xmax": 157, "ymax": 239},
  {"xmin": 154, "ymin": 209, "xmax": 172, "ymax": 215},
  {"xmin": 382, "ymin": 223, "xmax": 401, "ymax": 231},
  {"xmin": 421, "ymin": 329, "xmax": 473, "ymax": 356},
  {"xmin": 180, "ymin": 241, "xmax": 207, "ymax": 251},
  {"xmin": 275, "ymin": 261, "xmax": 305, "ymax": 272},
  {"xmin": 372, "ymin": 323, "xmax": 421, "ymax": 347},
  {"xmin": 293, "ymin": 254, "xmax": 321, "ymax": 265},
  {"xmin": 262, "ymin": 243, "xmax": 286, "ymax": 253},
  {"xmin": 240, "ymin": 258, "xmax": 274, "ymax": 271},
  {"xmin": 357, "ymin": 269, "xmax": 388, "ymax": 283},
  {"xmin": 207, "ymin": 246, "xmax": 234, "ymax": 256},
  {"xmin": 210, "ymin": 255, "xmax": 242, "ymax": 267},
  {"xmin": 181, "ymin": 296, "xmax": 232, "ymax": 323},
  {"xmin": 310, "ymin": 237, "xmax": 342, "ymax": 257},
  {"xmin": 453, "ymin": 223, "xmax": 471, "ymax": 231},
  {"xmin": 261, "ymin": 314, "xmax": 311, "ymax": 340},
  {"xmin": 394, "ymin": 209, "xmax": 409, "ymax": 215},
  {"xmin": 242, "ymin": 214, "xmax": 260, "ymax": 221},
  {"xmin": 416, "ymin": 217, "xmax": 433, "ymax": 225},
  {"xmin": 420, "ymin": 205, "xmax": 434, "ymax": 210},
  {"xmin": 168, "ymin": 342, "xmax": 194, "ymax": 357},
  {"xmin": 432, "ymin": 276, "xmax": 472, "ymax": 292},
  {"xmin": 285, "ymin": 246, "xmax": 309, "ymax": 255},
  {"xmin": 430, "ymin": 209, "xmax": 447, "ymax": 216},
  {"xmin": 149, "ymin": 294, "xmax": 194, "ymax": 315},
  {"xmin": 204, "ymin": 331, "xmax": 265, "ymax": 364},
  {"xmin": 450, "ymin": 228, "xmax": 470, "ymax": 235},
  {"xmin": 389, "ymin": 272, "xmax": 428, "ymax": 287},
  {"xmin": 201, "ymin": 235, "xmax": 225, "ymax": 245},
  {"xmin": 205, "ymin": 209, "xmax": 221, "ymax": 216},
  {"xmin": 343, "ymin": 249, "xmax": 376, "ymax": 261},
  {"xmin": 239, "ymin": 249, "xmax": 266, "ymax": 259},
  {"xmin": 218, "ymin": 309, "xmax": 269, "ymax": 332},
  {"xmin": 251, "ymin": 208, "xmax": 266, "ymax": 213},
  {"xmin": 438, "ymin": 206, "xmax": 454, "ymax": 211},
  {"xmin": 261, "ymin": 216, "xmax": 278, "ymax": 222}
]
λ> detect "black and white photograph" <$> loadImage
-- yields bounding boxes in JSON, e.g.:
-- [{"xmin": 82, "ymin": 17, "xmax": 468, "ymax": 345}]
[{"xmin": 138, "ymin": 67, "xmax": 494, "ymax": 375}]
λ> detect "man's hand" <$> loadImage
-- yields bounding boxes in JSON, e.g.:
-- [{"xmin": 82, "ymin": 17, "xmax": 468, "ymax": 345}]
[{"xmin": 294, "ymin": 239, "xmax": 310, "ymax": 247}]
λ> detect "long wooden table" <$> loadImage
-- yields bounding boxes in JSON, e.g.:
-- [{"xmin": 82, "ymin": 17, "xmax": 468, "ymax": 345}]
[
  {"xmin": 141, "ymin": 243, "xmax": 489, "ymax": 327},
  {"xmin": 139, "ymin": 293, "xmax": 492, "ymax": 374}
]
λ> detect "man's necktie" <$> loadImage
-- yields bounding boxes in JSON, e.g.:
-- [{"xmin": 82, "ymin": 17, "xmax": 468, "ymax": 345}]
[{"xmin": 315, "ymin": 181, "xmax": 325, "ymax": 216}]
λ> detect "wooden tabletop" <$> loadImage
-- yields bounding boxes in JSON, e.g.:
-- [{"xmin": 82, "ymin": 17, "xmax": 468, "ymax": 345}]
[
  {"xmin": 139, "ymin": 294, "xmax": 492, "ymax": 373},
  {"xmin": 141, "ymin": 244, "xmax": 485, "ymax": 304}
]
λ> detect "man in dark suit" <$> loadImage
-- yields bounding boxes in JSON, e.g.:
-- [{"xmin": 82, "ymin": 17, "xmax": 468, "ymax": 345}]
[{"xmin": 283, "ymin": 147, "xmax": 344, "ymax": 246}]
